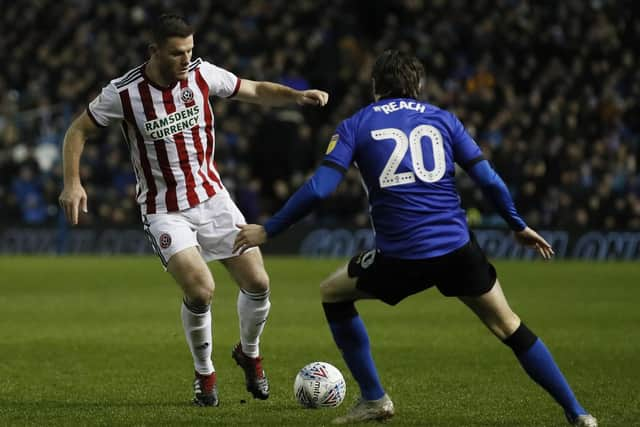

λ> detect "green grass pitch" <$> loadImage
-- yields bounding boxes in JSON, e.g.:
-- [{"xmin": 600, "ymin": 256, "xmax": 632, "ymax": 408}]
[{"xmin": 0, "ymin": 256, "xmax": 638, "ymax": 426}]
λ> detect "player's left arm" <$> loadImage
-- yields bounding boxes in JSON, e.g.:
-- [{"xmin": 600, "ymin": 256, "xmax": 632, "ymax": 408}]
[
  {"xmin": 466, "ymin": 161, "xmax": 554, "ymax": 258},
  {"xmin": 466, "ymin": 160, "xmax": 526, "ymax": 231},
  {"xmin": 234, "ymin": 79, "xmax": 329, "ymax": 107},
  {"xmin": 451, "ymin": 114, "xmax": 554, "ymax": 258},
  {"xmin": 448, "ymin": 112, "xmax": 523, "ymax": 231}
]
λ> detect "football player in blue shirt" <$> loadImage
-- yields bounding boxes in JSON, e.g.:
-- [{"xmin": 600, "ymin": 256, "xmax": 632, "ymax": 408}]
[{"xmin": 234, "ymin": 50, "xmax": 596, "ymax": 426}]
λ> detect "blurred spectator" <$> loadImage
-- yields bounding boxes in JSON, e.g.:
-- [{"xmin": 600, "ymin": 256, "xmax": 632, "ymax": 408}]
[{"xmin": 0, "ymin": 0, "xmax": 638, "ymax": 230}]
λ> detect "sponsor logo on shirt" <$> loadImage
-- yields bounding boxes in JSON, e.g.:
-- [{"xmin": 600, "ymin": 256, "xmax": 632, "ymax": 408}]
[{"xmin": 143, "ymin": 105, "xmax": 200, "ymax": 139}]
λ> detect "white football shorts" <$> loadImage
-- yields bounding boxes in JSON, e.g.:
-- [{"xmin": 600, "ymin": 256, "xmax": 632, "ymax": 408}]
[{"xmin": 142, "ymin": 189, "xmax": 255, "ymax": 268}]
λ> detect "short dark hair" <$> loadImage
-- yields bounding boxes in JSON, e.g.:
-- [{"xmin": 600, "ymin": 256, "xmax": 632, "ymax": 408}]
[
  {"xmin": 151, "ymin": 13, "xmax": 194, "ymax": 45},
  {"xmin": 371, "ymin": 50, "xmax": 425, "ymax": 100}
]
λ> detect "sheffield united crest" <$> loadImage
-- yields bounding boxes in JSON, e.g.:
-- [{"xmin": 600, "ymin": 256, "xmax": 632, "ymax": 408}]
[
  {"xmin": 159, "ymin": 233, "xmax": 172, "ymax": 249},
  {"xmin": 180, "ymin": 87, "xmax": 194, "ymax": 104}
]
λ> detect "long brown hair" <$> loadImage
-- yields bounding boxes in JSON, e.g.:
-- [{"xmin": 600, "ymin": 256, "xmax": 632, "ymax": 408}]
[{"xmin": 371, "ymin": 50, "xmax": 425, "ymax": 100}]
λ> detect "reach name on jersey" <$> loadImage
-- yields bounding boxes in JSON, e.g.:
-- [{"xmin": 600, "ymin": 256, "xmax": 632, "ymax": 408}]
[
  {"xmin": 373, "ymin": 101, "xmax": 426, "ymax": 115},
  {"xmin": 144, "ymin": 105, "xmax": 200, "ymax": 139}
]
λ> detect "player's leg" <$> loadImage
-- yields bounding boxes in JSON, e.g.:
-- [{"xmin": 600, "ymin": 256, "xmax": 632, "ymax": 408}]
[
  {"xmin": 321, "ymin": 263, "xmax": 384, "ymax": 401},
  {"xmin": 195, "ymin": 191, "xmax": 271, "ymax": 400},
  {"xmin": 221, "ymin": 248, "xmax": 270, "ymax": 358},
  {"xmin": 167, "ymin": 246, "xmax": 216, "ymax": 375},
  {"xmin": 221, "ymin": 249, "xmax": 271, "ymax": 360},
  {"xmin": 220, "ymin": 248, "xmax": 271, "ymax": 400},
  {"xmin": 459, "ymin": 281, "xmax": 596, "ymax": 426},
  {"xmin": 145, "ymin": 213, "xmax": 218, "ymax": 406},
  {"xmin": 321, "ymin": 254, "xmax": 394, "ymax": 424},
  {"xmin": 166, "ymin": 247, "xmax": 219, "ymax": 406}
]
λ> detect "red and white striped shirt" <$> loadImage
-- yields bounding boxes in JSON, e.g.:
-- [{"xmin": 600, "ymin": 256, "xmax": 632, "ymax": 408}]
[{"xmin": 87, "ymin": 58, "xmax": 240, "ymax": 214}]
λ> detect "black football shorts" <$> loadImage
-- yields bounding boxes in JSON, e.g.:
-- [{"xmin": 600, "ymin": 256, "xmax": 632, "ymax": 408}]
[{"xmin": 348, "ymin": 233, "xmax": 497, "ymax": 305}]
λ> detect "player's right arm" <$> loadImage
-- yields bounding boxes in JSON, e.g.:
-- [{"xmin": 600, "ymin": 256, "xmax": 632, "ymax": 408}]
[
  {"xmin": 58, "ymin": 111, "xmax": 100, "ymax": 225},
  {"xmin": 233, "ymin": 122, "xmax": 355, "ymax": 253},
  {"xmin": 262, "ymin": 123, "xmax": 355, "ymax": 237},
  {"xmin": 233, "ymin": 165, "xmax": 344, "ymax": 254},
  {"xmin": 59, "ymin": 80, "xmax": 122, "ymax": 225}
]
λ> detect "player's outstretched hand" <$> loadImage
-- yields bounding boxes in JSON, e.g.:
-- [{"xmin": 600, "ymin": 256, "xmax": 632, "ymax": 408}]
[
  {"xmin": 58, "ymin": 184, "xmax": 88, "ymax": 225},
  {"xmin": 297, "ymin": 89, "xmax": 329, "ymax": 107},
  {"xmin": 234, "ymin": 224, "xmax": 268, "ymax": 254},
  {"xmin": 514, "ymin": 227, "xmax": 555, "ymax": 259}
]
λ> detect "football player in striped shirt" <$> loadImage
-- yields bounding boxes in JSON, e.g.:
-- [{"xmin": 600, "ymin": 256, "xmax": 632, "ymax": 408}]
[
  {"xmin": 234, "ymin": 50, "xmax": 597, "ymax": 426},
  {"xmin": 58, "ymin": 13, "xmax": 328, "ymax": 407}
]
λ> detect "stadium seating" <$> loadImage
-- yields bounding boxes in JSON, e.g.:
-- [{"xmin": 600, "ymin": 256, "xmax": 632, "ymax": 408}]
[{"xmin": 0, "ymin": 1, "xmax": 637, "ymax": 229}]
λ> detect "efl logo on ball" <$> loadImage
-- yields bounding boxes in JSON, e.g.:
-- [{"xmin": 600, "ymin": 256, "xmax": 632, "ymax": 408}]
[{"xmin": 294, "ymin": 362, "xmax": 346, "ymax": 408}]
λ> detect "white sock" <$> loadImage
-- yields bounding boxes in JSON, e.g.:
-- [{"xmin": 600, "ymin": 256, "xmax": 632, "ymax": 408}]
[
  {"xmin": 237, "ymin": 289, "xmax": 271, "ymax": 358},
  {"xmin": 181, "ymin": 301, "xmax": 214, "ymax": 375}
]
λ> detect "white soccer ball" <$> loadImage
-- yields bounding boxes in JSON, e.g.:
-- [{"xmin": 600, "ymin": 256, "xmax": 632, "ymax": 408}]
[{"xmin": 294, "ymin": 361, "xmax": 346, "ymax": 408}]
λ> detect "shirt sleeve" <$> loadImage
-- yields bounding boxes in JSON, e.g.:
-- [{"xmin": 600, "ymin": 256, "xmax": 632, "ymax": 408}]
[
  {"xmin": 199, "ymin": 60, "xmax": 241, "ymax": 98},
  {"xmin": 87, "ymin": 82, "xmax": 123, "ymax": 128},
  {"xmin": 264, "ymin": 165, "xmax": 344, "ymax": 237},
  {"xmin": 467, "ymin": 160, "xmax": 527, "ymax": 231},
  {"xmin": 322, "ymin": 118, "xmax": 356, "ymax": 173},
  {"xmin": 450, "ymin": 113, "xmax": 484, "ymax": 170},
  {"xmin": 264, "ymin": 119, "xmax": 355, "ymax": 238}
]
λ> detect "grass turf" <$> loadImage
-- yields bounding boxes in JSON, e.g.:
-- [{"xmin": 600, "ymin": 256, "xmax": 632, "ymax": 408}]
[{"xmin": 0, "ymin": 256, "xmax": 637, "ymax": 426}]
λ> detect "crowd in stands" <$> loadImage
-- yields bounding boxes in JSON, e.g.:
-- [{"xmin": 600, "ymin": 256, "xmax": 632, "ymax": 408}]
[{"xmin": 1, "ymin": 0, "xmax": 638, "ymax": 230}]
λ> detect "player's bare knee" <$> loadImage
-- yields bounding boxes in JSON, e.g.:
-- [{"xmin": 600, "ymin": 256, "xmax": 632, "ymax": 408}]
[
  {"xmin": 241, "ymin": 271, "xmax": 270, "ymax": 293},
  {"xmin": 490, "ymin": 313, "xmax": 521, "ymax": 340},
  {"xmin": 503, "ymin": 313, "xmax": 522, "ymax": 336},
  {"xmin": 319, "ymin": 279, "xmax": 340, "ymax": 302},
  {"xmin": 179, "ymin": 270, "xmax": 215, "ymax": 303},
  {"xmin": 186, "ymin": 282, "xmax": 214, "ymax": 306}
]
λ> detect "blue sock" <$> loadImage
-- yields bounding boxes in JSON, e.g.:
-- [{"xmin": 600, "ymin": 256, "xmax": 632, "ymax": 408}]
[
  {"xmin": 505, "ymin": 324, "xmax": 586, "ymax": 418},
  {"xmin": 323, "ymin": 302, "xmax": 385, "ymax": 401}
]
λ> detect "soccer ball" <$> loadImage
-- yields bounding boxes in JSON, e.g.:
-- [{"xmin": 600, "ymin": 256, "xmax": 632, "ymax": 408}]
[{"xmin": 294, "ymin": 361, "xmax": 346, "ymax": 408}]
